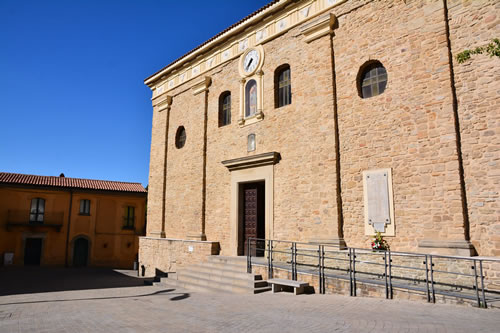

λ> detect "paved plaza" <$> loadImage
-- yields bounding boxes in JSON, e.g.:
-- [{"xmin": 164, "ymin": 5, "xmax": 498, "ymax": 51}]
[{"xmin": 0, "ymin": 268, "xmax": 498, "ymax": 333}]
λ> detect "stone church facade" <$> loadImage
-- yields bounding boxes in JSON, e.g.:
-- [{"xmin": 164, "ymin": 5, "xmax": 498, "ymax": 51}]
[{"xmin": 139, "ymin": 0, "xmax": 499, "ymax": 276}]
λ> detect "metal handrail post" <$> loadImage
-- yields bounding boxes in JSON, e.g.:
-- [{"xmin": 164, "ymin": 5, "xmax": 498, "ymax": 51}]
[
  {"xmin": 352, "ymin": 248, "xmax": 357, "ymax": 296},
  {"xmin": 318, "ymin": 245, "xmax": 323, "ymax": 294},
  {"xmin": 267, "ymin": 240, "xmax": 271, "ymax": 279},
  {"xmin": 424, "ymin": 255, "xmax": 430, "ymax": 302},
  {"xmin": 247, "ymin": 238, "xmax": 251, "ymax": 273},
  {"xmin": 269, "ymin": 240, "xmax": 274, "ymax": 279},
  {"xmin": 388, "ymin": 251, "xmax": 393, "ymax": 299},
  {"xmin": 473, "ymin": 259, "xmax": 481, "ymax": 307},
  {"xmin": 384, "ymin": 252, "xmax": 388, "ymax": 299},
  {"xmin": 295, "ymin": 243, "xmax": 297, "ymax": 280},
  {"xmin": 348, "ymin": 248, "xmax": 353, "ymax": 297},
  {"xmin": 479, "ymin": 260, "xmax": 487, "ymax": 308},
  {"xmin": 321, "ymin": 245, "xmax": 325, "ymax": 294},
  {"xmin": 429, "ymin": 255, "xmax": 435, "ymax": 303}
]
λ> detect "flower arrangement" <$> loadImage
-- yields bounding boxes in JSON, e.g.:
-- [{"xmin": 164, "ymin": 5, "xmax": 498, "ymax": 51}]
[{"xmin": 371, "ymin": 232, "xmax": 390, "ymax": 251}]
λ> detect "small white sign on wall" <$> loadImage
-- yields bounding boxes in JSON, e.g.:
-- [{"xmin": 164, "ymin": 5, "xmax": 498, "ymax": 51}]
[
  {"xmin": 188, "ymin": 246, "xmax": 194, "ymax": 253},
  {"xmin": 363, "ymin": 168, "xmax": 395, "ymax": 236}
]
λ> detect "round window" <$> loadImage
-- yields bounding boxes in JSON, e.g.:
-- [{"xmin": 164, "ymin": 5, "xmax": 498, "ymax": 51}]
[
  {"xmin": 358, "ymin": 61, "xmax": 387, "ymax": 98},
  {"xmin": 175, "ymin": 126, "xmax": 186, "ymax": 149}
]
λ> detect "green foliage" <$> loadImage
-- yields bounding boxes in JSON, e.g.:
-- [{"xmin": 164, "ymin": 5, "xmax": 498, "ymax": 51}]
[{"xmin": 456, "ymin": 38, "xmax": 500, "ymax": 64}]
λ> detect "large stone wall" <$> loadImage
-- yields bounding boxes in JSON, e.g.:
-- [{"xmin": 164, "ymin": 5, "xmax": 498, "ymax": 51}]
[
  {"xmin": 330, "ymin": 0, "xmax": 481, "ymax": 253},
  {"xmin": 203, "ymin": 20, "xmax": 341, "ymax": 254},
  {"xmin": 143, "ymin": 0, "xmax": 499, "ymax": 271},
  {"xmin": 447, "ymin": 0, "xmax": 500, "ymax": 257},
  {"xmin": 165, "ymin": 92, "xmax": 206, "ymax": 240},
  {"xmin": 147, "ymin": 98, "xmax": 168, "ymax": 237}
]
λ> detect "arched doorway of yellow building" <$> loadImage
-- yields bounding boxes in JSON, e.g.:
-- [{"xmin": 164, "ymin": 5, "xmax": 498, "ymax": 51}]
[{"xmin": 71, "ymin": 236, "xmax": 90, "ymax": 267}]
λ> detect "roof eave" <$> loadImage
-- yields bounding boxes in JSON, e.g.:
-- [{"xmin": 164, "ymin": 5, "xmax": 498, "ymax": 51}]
[{"xmin": 143, "ymin": 0, "xmax": 289, "ymax": 88}]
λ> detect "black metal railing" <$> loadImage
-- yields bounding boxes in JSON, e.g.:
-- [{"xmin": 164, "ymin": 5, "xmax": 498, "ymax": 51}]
[
  {"xmin": 6, "ymin": 209, "xmax": 64, "ymax": 231},
  {"xmin": 247, "ymin": 237, "xmax": 500, "ymax": 308}
]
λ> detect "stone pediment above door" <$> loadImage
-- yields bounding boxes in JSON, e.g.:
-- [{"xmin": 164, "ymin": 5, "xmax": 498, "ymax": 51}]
[{"xmin": 222, "ymin": 152, "xmax": 281, "ymax": 171}]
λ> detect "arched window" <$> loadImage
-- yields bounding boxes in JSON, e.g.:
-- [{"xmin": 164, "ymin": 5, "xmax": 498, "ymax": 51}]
[
  {"xmin": 245, "ymin": 80, "xmax": 257, "ymax": 118},
  {"xmin": 219, "ymin": 91, "xmax": 231, "ymax": 127},
  {"xmin": 358, "ymin": 61, "xmax": 387, "ymax": 98},
  {"xmin": 30, "ymin": 198, "xmax": 45, "ymax": 223},
  {"xmin": 275, "ymin": 64, "xmax": 291, "ymax": 108},
  {"xmin": 175, "ymin": 126, "xmax": 186, "ymax": 149}
]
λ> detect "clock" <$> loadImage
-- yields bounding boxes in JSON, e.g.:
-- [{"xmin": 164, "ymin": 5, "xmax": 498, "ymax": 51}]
[
  {"xmin": 239, "ymin": 46, "xmax": 264, "ymax": 77},
  {"xmin": 243, "ymin": 49, "xmax": 260, "ymax": 74}
]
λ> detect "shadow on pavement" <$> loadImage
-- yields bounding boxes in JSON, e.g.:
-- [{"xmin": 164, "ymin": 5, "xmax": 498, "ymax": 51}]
[
  {"xmin": 0, "ymin": 288, "xmax": 190, "ymax": 306},
  {"xmin": 0, "ymin": 266, "xmax": 154, "ymax": 297}
]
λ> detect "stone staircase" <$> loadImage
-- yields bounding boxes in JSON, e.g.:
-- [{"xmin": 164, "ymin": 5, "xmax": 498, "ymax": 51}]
[{"xmin": 154, "ymin": 255, "xmax": 271, "ymax": 294}]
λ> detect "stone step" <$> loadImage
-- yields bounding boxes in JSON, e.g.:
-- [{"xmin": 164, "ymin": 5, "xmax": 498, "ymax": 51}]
[
  {"xmin": 181, "ymin": 262, "xmax": 262, "ymax": 280},
  {"xmin": 167, "ymin": 275, "xmax": 271, "ymax": 294},
  {"xmin": 177, "ymin": 269, "xmax": 267, "ymax": 289},
  {"xmin": 153, "ymin": 255, "xmax": 272, "ymax": 294},
  {"xmin": 206, "ymin": 255, "xmax": 249, "ymax": 267}
]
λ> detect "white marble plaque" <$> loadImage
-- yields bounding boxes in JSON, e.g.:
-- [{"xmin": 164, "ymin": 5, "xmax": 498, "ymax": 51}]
[
  {"xmin": 325, "ymin": 0, "xmax": 338, "ymax": 6},
  {"xmin": 206, "ymin": 57, "xmax": 214, "ymax": 68},
  {"xmin": 192, "ymin": 65, "xmax": 200, "ymax": 76},
  {"xmin": 256, "ymin": 29, "xmax": 267, "ymax": 42},
  {"xmin": 300, "ymin": 6, "xmax": 311, "ymax": 18},
  {"xmin": 247, "ymin": 134, "xmax": 256, "ymax": 152},
  {"xmin": 365, "ymin": 170, "xmax": 391, "ymax": 230},
  {"xmin": 239, "ymin": 39, "xmax": 248, "ymax": 52},
  {"xmin": 277, "ymin": 18, "xmax": 287, "ymax": 31}
]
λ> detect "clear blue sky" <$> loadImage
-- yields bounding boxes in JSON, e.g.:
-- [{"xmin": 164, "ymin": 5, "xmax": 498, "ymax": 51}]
[{"xmin": 0, "ymin": 0, "xmax": 270, "ymax": 186}]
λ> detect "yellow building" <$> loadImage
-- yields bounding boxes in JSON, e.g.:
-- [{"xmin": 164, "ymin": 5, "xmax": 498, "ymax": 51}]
[{"xmin": 0, "ymin": 172, "xmax": 147, "ymax": 268}]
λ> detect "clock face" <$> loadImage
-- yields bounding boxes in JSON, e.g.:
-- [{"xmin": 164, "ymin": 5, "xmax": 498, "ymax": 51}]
[{"xmin": 243, "ymin": 49, "xmax": 259, "ymax": 73}]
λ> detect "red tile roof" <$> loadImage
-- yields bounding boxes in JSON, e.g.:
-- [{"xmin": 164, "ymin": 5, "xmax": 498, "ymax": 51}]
[
  {"xmin": 144, "ymin": 0, "xmax": 280, "ymax": 83},
  {"xmin": 0, "ymin": 172, "xmax": 147, "ymax": 193}
]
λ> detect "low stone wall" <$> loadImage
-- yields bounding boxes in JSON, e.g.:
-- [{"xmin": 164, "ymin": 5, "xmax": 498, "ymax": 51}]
[{"xmin": 139, "ymin": 237, "xmax": 220, "ymax": 277}]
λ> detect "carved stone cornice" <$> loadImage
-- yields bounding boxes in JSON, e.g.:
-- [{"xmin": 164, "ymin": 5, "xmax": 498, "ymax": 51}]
[
  {"xmin": 222, "ymin": 152, "xmax": 281, "ymax": 171},
  {"xmin": 191, "ymin": 76, "xmax": 212, "ymax": 95},
  {"xmin": 154, "ymin": 95, "xmax": 173, "ymax": 112},
  {"xmin": 301, "ymin": 13, "xmax": 337, "ymax": 43}
]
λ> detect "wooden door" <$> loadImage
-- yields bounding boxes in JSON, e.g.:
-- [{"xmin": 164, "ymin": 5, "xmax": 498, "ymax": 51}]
[
  {"xmin": 24, "ymin": 238, "xmax": 42, "ymax": 265},
  {"xmin": 243, "ymin": 186, "xmax": 258, "ymax": 256},
  {"xmin": 242, "ymin": 182, "xmax": 265, "ymax": 256},
  {"xmin": 73, "ymin": 238, "xmax": 89, "ymax": 267}
]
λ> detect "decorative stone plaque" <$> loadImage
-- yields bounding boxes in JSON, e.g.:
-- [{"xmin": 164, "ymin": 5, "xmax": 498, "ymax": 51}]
[
  {"xmin": 300, "ymin": 6, "xmax": 311, "ymax": 18},
  {"xmin": 247, "ymin": 134, "xmax": 256, "ymax": 152},
  {"xmin": 256, "ymin": 29, "xmax": 267, "ymax": 42},
  {"xmin": 239, "ymin": 39, "xmax": 248, "ymax": 52},
  {"xmin": 363, "ymin": 168, "xmax": 395, "ymax": 236}
]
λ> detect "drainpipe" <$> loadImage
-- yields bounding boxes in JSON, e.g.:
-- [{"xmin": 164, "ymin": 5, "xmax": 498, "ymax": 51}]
[{"xmin": 64, "ymin": 190, "xmax": 73, "ymax": 267}]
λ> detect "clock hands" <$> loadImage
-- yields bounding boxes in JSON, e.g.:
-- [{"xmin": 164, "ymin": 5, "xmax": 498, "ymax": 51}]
[{"xmin": 245, "ymin": 58, "xmax": 253, "ymax": 71}]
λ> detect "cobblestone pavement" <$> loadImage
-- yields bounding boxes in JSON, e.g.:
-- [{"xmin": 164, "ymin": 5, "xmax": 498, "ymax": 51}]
[{"xmin": 0, "ymin": 270, "xmax": 498, "ymax": 332}]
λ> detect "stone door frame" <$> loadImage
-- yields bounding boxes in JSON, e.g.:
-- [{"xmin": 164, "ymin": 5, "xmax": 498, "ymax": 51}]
[{"xmin": 222, "ymin": 152, "xmax": 279, "ymax": 256}]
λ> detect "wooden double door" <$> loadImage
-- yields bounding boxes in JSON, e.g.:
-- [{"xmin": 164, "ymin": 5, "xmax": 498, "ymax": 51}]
[{"xmin": 240, "ymin": 182, "xmax": 265, "ymax": 257}]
